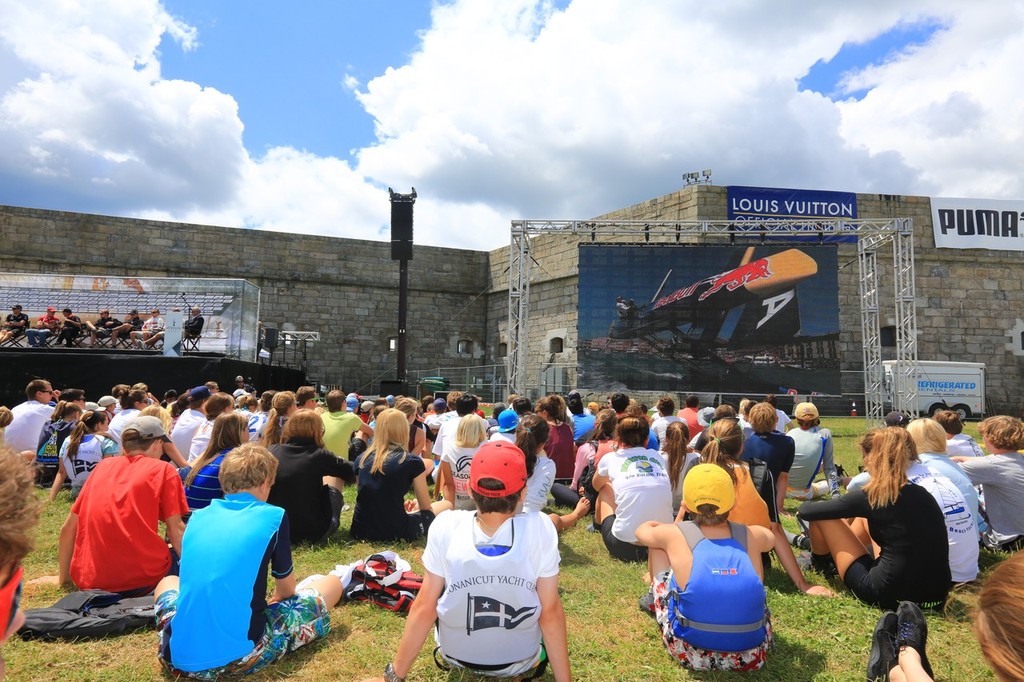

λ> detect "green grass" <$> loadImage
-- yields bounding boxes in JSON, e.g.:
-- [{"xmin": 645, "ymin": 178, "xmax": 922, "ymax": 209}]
[{"xmin": 6, "ymin": 418, "xmax": 1003, "ymax": 680}]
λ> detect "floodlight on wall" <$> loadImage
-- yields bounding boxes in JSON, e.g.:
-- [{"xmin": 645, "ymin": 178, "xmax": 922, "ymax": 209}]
[{"xmin": 683, "ymin": 169, "xmax": 712, "ymax": 186}]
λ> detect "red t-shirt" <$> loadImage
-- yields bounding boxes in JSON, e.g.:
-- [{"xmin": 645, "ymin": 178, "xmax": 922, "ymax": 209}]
[
  {"xmin": 677, "ymin": 407, "xmax": 704, "ymax": 440},
  {"xmin": 543, "ymin": 421, "xmax": 576, "ymax": 480},
  {"xmin": 70, "ymin": 455, "xmax": 189, "ymax": 592}
]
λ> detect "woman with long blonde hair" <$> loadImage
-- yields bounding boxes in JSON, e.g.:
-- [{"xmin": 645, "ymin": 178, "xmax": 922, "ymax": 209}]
[
  {"xmin": 439, "ymin": 413, "xmax": 488, "ymax": 510},
  {"xmin": 182, "ymin": 412, "xmax": 249, "ymax": 511},
  {"xmin": 350, "ymin": 408, "xmax": 451, "ymax": 541},
  {"xmin": 799, "ymin": 427, "xmax": 951, "ymax": 610}
]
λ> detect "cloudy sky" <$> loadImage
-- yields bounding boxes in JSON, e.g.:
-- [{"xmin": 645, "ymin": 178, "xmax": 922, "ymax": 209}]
[{"xmin": 1, "ymin": 0, "xmax": 1022, "ymax": 251}]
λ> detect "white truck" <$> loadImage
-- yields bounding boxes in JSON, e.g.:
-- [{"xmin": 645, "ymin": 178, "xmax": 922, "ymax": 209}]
[{"xmin": 882, "ymin": 360, "xmax": 985, "ymax": 420}]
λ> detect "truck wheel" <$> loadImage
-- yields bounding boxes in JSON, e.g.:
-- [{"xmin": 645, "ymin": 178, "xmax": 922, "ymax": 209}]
[
  {"xmin": 927, "ymin": 403, "xmax": 947, "ymax": 417},
  {"xmin": 952, "ymin": 404, "xmax": 972, "ymax": 421}
]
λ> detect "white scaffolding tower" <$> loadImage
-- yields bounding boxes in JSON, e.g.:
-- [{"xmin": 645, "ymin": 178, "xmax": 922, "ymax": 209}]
[{"xmin": 507, "ymin": 219, "xmax": 918, "ymax": 422}]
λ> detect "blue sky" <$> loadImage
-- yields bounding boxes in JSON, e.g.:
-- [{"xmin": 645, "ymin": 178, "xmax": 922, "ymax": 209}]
[
  {"xmin": 157, "ymin": 1, "xmax": 434, "ymax": 159},
  {"xmin": 0, "ymin": 1, "xmax": 1021, "ymax": 250}
]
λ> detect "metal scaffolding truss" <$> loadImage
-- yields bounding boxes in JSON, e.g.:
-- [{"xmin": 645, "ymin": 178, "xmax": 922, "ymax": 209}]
[{"xmin": 507, "ymin": 218, "xmax": 918, "ymax": 421}]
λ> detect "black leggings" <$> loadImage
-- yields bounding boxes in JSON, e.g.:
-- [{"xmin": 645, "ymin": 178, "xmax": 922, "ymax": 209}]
[{"xmin": 550, "ymin": 482, "xmax": 580, "ymax": 508}]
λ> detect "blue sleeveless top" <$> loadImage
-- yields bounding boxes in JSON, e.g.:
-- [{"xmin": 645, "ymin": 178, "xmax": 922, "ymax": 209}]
[{"xmin": 667, "ymin": 521, "xmax": 767, "ymax": 651}]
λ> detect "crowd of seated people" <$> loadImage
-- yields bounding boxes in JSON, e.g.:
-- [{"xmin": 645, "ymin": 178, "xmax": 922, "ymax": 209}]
[
  {"xmin": 1, "ymin": 378, "xmax": 1023, "ymax": 681},
  {"xmin": 0, "ymin": 304, "xmax": 205, "ymax": 349}
]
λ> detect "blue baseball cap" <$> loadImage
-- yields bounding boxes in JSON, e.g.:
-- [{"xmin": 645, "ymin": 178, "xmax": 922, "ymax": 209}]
[
  {"xmin": 497, "ymin": 408, "xmax": 520, "ymax": 433},
  {"xmin": 345, "ymin": 395, "xmax": 359, "ymax": 409},
  {"xmin": 386, "ymin": 394, "xmax": 395, "ymax": 406}
]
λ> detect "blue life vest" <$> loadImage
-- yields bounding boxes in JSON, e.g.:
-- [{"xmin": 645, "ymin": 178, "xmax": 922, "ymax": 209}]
[{"xmin": 667, "ymin": 521, "xmax": 767, "ymax": 652}]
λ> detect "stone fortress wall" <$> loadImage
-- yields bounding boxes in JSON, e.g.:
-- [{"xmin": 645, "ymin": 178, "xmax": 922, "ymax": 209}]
[
  {"xmin": 484, "ymin": 186, "xmax": 1024, "ymax": 416},
  {"xmin": 2, "ymin": 183, "xmax": 1021, "ymax": 415},
  {"xmin": 0, "ymin": 205, "xmax": 491, "ymax": 395}
]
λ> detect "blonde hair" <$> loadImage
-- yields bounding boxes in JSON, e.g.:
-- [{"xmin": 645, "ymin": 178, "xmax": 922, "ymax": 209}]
[
  {"xmin": 0, "ymin": 445, "xmax": 42, "ymax": 569},
  {"xmin": 218, "ymin": 442, "xmax": 278, "ymax": 494},
  {"xmin": 185, "ymin": 412, "xmax": 248, "ymax": 486},
  {"xmin": 699, "ymin": 419, "xmax": 743, "ymax": 485},
  {"xmin": 860, "ymin": 427, "xmax": 914, "ymax": 508},
  {"xmin": 906, "ymin": 418, "xmax": 948, "ymax": 456},
  {"xmin": 0, "ymin": 406, "xmax": 12, "ymax": 430},
  {"xmin": 975, "ymin": 553, "xmax": 1024, "ymax": 682},
  {"xmin": 455, "ymin": 413, "xmax": 487, "ymax": 449},
  {"xmin": 978, "ymin": 416, "xmax": 1024, "ymax": 452},
  {"xmin": 663, "ymin": 421, "xmax": 691, "ymax": 492},
  {"xmin": 281, "ymin": 410, "xmax": 325, "ymax": 447},
  {"xmin": 261, "ymin": 391, "xmax": 296, "ymax": 446},
  {"xmin": 748, "ymin": 402, "xmax": 776, "ymax": 434},
  {"xmin": 363, "ymin": 409, "xmax": 410, "ymax": 475},
  {"xmin": 738, "ymin": 398, "xmax": 753, "ymax": 417},
  {"xmin": 139, "ymin": 404, "xmax": 171, "ymax": 432},
  {"xmin": 394, "ymin": 396, "xmax": 418, "ymax": 419}
]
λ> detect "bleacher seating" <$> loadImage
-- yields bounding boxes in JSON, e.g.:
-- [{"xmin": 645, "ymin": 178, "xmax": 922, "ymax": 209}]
[{"xmin": 0, "ymin": 289, "xmax": 235, "ymax": 317}]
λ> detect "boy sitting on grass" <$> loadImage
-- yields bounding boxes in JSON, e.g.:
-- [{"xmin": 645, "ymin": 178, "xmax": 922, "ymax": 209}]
[
  {"xmin": 367, "ymin": 441, "xmax": 571, "ymax": 682},
  {"xmin": 636, "ymin": 463, "xmax": 775, "ymax": 672},
  {"xmin": 154, "ymin": 442, "xmax": 344, "ymax": 677}
]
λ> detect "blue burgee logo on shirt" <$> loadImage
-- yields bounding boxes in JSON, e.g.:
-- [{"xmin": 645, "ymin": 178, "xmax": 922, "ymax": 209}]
[{"xmin": 465, "ymin": 595, "xmax": 537, "ymax": 634}]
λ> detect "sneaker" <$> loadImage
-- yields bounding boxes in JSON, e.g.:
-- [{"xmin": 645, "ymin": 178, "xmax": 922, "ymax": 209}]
[
  {"xmin": 866, "ymin": 611, "xmax": 898, "ymax": 682},
  {"xmin": 896, "ymin": 601, "xmax": 933, "ymax": 678},
  {"xmin": 789, "ymin": 532, "xmax": 811, "ymax": 551},
  {"xmin": 809, "ymin": 553, "xmax": 838, "ymax": 579},
  {"xmin": 638, "ymin": 590, "xmax": 656, "ymax": 619}
]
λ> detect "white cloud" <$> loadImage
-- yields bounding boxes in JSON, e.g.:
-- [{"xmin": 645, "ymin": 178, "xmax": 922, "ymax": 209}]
[{"xmin": 0, "ymin": 0, "xmax": 1022, "ymax": 249}]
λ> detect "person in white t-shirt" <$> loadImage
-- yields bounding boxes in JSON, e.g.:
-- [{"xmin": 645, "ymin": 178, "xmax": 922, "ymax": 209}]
[
  {"xmin": 374, "ymin": 441, "xmax": 571, "ymax": 682},
  {"xmin": 593, "ymin": 415, "xmax": 674, "ymax": 562},
  {"xmin": 932, "ymin": 410, "xmax": 985, "ymax": 458},
  {"xmin": 169, "ymin": 386, "xmax": 211, "ymax": 456},
  {"xmin": 432, "ymin": 394, "xmax": 484, "ymax": 459},
  {"xmin": 187, "ymin": 393, "xmax": 235, "ymax": 463},
  {"xmin": 439, "ymin": 414, "xmax": 487, "ymax": 511},
  {"xmin": 515, "ymin": 414, "xmax": 589, "ymax": 532},
  {"xmin": 765, "ymin": 394, "xmax": 791, "ymax": 432},
  {"xmin": 107, "ymin": 389, "xmax": 148, "ymax": 443},
  {"xmin": 5, "ymin": 379, "xmax": 56, "ymax": 457},
  {"xmin": 131, "ymin": 308, "xmax": 166, "ymax": 349},
  {"xmin": 650, "ymin": 395, "xmax": 682, "ymax": 448}
]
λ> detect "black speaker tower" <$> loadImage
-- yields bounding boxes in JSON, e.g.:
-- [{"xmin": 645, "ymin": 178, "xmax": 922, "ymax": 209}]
[{"xmin": 389, "ymin": 188, "xmax": 416, "ymax": 388}]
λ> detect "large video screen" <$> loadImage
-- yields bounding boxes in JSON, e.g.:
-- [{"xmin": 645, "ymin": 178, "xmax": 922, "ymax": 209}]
[{"xmin": 578, "ymin": 244, "xmax": 841, "ymax": 395}]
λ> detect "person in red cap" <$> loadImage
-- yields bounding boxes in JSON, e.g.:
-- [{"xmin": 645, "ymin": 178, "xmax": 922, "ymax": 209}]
[
  {"xmin": 26, "ymin": 307, "xmax": 60, "ymax": 347},
  {"xmin": 372, "ymin": 441, "xmax": 572, "ymax": 682}
]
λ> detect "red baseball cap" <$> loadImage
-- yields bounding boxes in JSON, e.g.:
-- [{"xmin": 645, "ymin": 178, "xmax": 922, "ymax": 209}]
[
  {"xmin": 470, "ymin": 441, "xmax": 527, "ymax": 498},
  {"xmin": 46, "ymin": 307, "xmax": 56, "ymax": 312}
]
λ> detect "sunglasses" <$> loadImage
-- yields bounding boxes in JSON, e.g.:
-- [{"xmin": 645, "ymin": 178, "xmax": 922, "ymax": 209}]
[{"xmin": 0, "ymin": 565, "xmax": 24, "ymax": 636}]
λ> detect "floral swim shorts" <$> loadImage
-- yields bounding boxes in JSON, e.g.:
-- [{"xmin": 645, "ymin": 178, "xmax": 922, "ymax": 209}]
[
  {"xmin": 156, "ymin": 587, "xmax": 331, "ymax": 679},
  {"xmin": 651, "ymin": 569, "xmax": 773, "ymax": 672}
]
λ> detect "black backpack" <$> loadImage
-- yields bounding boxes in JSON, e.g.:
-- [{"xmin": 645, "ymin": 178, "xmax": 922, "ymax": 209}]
[{"xmin": 19, "ymin": 590, "xmax": 156, "ymax": 640}]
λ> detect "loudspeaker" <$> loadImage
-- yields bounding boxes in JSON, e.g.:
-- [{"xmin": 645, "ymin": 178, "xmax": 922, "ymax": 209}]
[
  {"xmin": 391, "ymin": 239, "xmax": 413, "ymax": 261},
  {"xmin": 263, "ymin": 327, "xmax": 279, "ymax": 350},
  {"xmin": 379, "ymin": 380, "xmax": 409, "ymax": 397},
  {"xmin": 391, "ymin": 200, "xmax": 413, "ymax": 261}
]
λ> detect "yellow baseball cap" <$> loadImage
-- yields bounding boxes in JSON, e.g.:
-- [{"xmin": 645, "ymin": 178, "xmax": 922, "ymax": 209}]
[
  {"xmin": 683, "ymin": 464, "xmax": 735, "ymax": 514},
  {"xmin": 794, "ymin": 402, "xmax": 819, "ymax": 420}
]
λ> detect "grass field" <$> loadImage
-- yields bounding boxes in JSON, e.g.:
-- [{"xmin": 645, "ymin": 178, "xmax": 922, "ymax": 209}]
[{"xmin": 6, "ymin": 418, "xmax": 1004, "ymax": 681}]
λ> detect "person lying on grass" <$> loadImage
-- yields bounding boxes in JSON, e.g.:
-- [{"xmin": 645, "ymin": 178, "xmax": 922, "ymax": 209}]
[
  {"xmin": 365, "ymin": 441, "xmax": 572, "ymax": 682},
  {"xmin": 154, "ymin": 442, "xmax": 344, "ymax": 677},
  {"xmin": 636, "ymin": 463, "xmax": 775, "ymax": 672}
]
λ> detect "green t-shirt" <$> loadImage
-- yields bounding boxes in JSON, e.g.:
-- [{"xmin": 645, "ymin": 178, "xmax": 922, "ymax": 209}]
[{"xmin": 321, "ymin": 411, "xmax": 363, "ymax": 459}]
